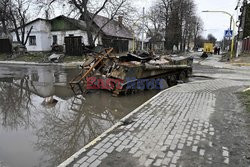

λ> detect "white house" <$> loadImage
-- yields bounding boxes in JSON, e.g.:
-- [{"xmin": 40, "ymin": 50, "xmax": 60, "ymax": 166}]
[
  {"xmin": 11, "ymin": 15, "xmax": 134, "ymax": 53},
  {"xmin": 11, "ymin": 18, "xmax": 52, "ymax": 51},
  {"xmin": 50, "ymin": 15, "xmax": 101, "ymax": 47}
]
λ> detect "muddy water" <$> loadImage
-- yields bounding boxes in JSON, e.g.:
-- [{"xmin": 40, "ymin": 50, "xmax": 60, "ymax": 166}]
[{"xmin": 0, "ymin": 64, "xmax": 158, "ymax": 167}]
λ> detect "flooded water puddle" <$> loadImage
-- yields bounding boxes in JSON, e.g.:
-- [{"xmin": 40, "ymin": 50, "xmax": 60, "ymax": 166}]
[{"xmin": 0, "ymin": 64, "xmax": 158, "ymax": 167}]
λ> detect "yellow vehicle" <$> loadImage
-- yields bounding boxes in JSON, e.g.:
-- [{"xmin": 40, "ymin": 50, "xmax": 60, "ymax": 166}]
[{"xmin": 203, "ymin": 43, "xmax": 214, "ymax": 54}]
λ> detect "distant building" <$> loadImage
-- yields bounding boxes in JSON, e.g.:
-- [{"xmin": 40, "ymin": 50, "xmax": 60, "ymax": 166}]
[
  {"xmin": 11, "ymin": 15, "xmax": 133, "ymax": 53},
  {"xmin": 91, "ymin": 15, "xmax": 134, "ymax": 53},
  {"xmin": 145, "ymin": 33, "xmax": 165, "ymax": 52}
]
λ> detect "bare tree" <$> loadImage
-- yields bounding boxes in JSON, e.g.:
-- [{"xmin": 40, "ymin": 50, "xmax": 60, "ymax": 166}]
[
  {"xmin": 155, "ymin": 0, "xmax": 184, "ymax": 51},
  {"xmin": 0, "ymin": 0, "xmax": 11, "ymax": 36},
  {"xmin": 180, "ymin": 0, "xmax": 196, "ymax": 51},
  {"xmin": 145, "ymin": 4, "xmax": 165, "ymax": 38},
  {"xmin": 35, "ymin": 0, "xmax": 67, "ymax": 19},
  {"xmin": 74, "ymin": 0, "xmax": 133, "ymax": 47},
  {"xmin": 0, "ymin": 0, "xmax": 33, "ymax": 44},
  {"xmin": 146, "ymin": 0, "xmax": 202, "ymax": 52},
  {"xmin": 8, "ymin": 0, "xmax": 33, "ymax": 45},
  {"xmin": 193, "ymin": 16, "xmax": 204, "ymax": 50}
]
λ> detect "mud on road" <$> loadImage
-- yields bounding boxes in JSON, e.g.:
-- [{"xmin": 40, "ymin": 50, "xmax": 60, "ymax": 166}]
[{"xmin": 212, "ymin": 87, "xmax": 250, "ymax": 167}]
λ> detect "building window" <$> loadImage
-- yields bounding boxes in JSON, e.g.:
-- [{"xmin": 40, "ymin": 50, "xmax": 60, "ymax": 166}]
[
  {"xmin": 29, "ymin": 36, "xmax": 36, "ymax": 45},
  {"xmin": 69, "ymin": 34, "xmax": 74, "ymax": 37},
  {"xmin": 52, "ymin": 35, "xmax": 58, "ymax": 44}
]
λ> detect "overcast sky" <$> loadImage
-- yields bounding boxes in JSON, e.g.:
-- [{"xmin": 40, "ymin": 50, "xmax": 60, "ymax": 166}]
[
  {"xmin": 195, "ymin": 0, "xmax": 239, "ymax": 40},
  {"xmin": 134, "ymin": 0, "xmax": 240, "ymax": 40}
]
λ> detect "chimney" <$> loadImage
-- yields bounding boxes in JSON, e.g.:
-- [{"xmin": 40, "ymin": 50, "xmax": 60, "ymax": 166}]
[{"xmin": 118, "ymin": 16, "xmax": 123, "ymax": 26}]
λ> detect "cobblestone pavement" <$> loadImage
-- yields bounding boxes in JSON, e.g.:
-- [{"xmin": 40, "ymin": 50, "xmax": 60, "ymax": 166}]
[
  {"xmin": 60, "ymin": 55, "xmax": 250, "ymax": 167},
  {"xmin": 62, "ymin": 78, "xmax": 250, "ymax": 167}
]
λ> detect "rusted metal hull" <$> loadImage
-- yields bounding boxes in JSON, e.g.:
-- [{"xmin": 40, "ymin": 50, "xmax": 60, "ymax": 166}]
[
  {"xmin": 109, "ymin": 56, "xmax": 193, "ymax": 95},
  {"xmin": 69, "ymin": 47, "xmax": 193, "ymax": 96}
]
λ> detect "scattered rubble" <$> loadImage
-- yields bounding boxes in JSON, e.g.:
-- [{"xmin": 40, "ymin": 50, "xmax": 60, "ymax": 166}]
[{"xmin": 49, "ymin": 53, "xmax": 63, "ymax": 63}]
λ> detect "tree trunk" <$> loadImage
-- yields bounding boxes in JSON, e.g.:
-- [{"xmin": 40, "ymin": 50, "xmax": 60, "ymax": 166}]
[
  {"xmin": 1, "ymin": 20, "xmax": 8, "ymax": 35},
  {"xmin": 83, "ymin": 2, "xmax": 95, "ymax": 48}
]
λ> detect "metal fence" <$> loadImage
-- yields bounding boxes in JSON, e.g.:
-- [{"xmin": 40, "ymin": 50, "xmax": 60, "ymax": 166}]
[
  {"xmin": 0, "ymin": 38, "xmax": 12, "ymax": 54},
  {"xmin": 65, "ymin": 36, "xmax": 83, "ymax": 56},
  {"xmin": 102, "ymin": 38, "xmax": 129, "ymax": 53},
  {"xmin": 242, "ymin": 37, "xmax": 250, "ymax": 52}
]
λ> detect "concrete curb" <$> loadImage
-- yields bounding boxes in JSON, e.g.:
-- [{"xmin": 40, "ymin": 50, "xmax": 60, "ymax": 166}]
[{"xmin": 0, "ymin": 61, "xmax": 83, "ymax": 67}]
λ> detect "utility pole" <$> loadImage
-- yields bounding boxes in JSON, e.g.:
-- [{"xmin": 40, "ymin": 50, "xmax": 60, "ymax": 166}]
[
  {"xmin": 230, "ymin": 16, "xmax": 233, "ymax": 31},
  {"xmin": 228, "ymin": 16, "xmax": 233, "ymax": 51},
  {"xmin": 141, "ymin": 7, "xmax": 145, "ymax": 51}
]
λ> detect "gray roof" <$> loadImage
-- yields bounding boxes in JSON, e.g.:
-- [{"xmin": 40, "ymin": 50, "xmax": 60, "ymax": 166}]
[
  {"xmin": 93, "ymin": 15, "xmax": 133, "ymax": 39},
  {"xmin": 14, "ymin": 18, "xmax": 48, "ymax": 31}
]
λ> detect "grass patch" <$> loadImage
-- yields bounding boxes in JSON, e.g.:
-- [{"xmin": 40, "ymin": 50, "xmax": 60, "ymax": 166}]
[
  {"xmin": 14, "ymin": 53, "xmax": 50, "ymax": 63},
  {"xmin": 239, "ymin": 53, "xmax": 250, "ymax": 58},
  {"xmin": 0, "ymin": 52, "xmax": 86, "ymax": 63},
  {"xmin": 63, "ymin": 56, "xmax": 86, "ymax": 63},
  {"xmin": 232, "ymin": 53, "xmax": 250, "ymax": 64},
  {"xmin": 239, "ymin": 90, "xmax": 250, "ymax": 112},
  {"xmin": 0, "ymin": 54, "xmax": 9, "ymax": 61}
]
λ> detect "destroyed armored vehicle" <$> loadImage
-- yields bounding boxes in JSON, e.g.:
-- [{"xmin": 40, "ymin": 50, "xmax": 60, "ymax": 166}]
[{"xmin": 69, "ymin": 48, "xmax": 193, "ymax": 96}]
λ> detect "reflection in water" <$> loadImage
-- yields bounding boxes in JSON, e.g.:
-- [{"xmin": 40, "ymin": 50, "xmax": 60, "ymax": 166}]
[
  {"xmin": 0, "ymin": 65, "xmax": 158, "ymax": 167},
  {"xmin": 0, "ymin": 77, "xmax": 33, "ymax": 130},
  {"xmin": 34, "ymin": 92, "xmax": 157, "ymax": 166},
  {"xmin": 35, "ymin": 95, "xmax": 116, "ymax": 166}
]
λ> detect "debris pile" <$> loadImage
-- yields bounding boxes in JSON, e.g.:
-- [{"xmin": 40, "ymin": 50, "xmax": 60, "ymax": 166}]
[{"xmin": 69, "ymin": 48, "xmax": 193, "ymax": 96}]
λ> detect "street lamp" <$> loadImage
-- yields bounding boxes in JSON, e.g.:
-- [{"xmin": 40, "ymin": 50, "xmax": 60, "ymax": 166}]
[{"xmin": 202, "ymin": 10, "xmax": 236, "ymax": 60}]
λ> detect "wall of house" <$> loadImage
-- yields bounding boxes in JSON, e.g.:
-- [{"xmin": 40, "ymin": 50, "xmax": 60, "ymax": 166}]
[
  {"xmin": 102, "ymin": 37, "xmax": 133, "ymax": 53},
  {"xmin": 11, "ymin": 20, "xmax": 52, "ymax": 52},
  {"xmin": 128, "ymin": 40, "xmax": 134, "ymax": 51},
  {"xmin": 51, "ymin": 30, "xmax": 101, "ymax": 47}
]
